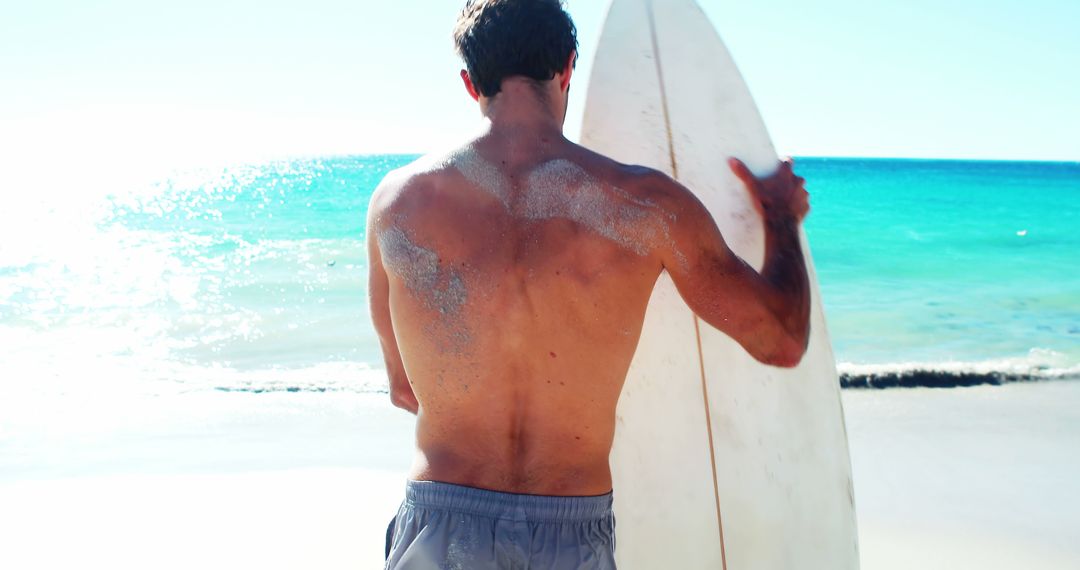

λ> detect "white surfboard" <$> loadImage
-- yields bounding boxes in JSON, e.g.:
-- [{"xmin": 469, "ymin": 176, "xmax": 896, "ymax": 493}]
[{"xmin": 580, "ymin": 0, "xmax": 859, "ymax": 568}]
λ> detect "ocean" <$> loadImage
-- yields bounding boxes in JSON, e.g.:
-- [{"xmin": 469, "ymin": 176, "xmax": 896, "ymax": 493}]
[{"xmin": 0, "ymin": 156, "xmax": 1077, "ymax": 397}]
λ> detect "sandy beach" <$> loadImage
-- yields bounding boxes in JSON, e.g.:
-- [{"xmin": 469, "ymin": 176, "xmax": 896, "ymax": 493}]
[
  {"xmin": 1, "ymin": 381, "xmax": 1077, "ymax": 569},
  {"xmin": 845, "ymin": 381, "xmax": 1080, "ymax": 569}
]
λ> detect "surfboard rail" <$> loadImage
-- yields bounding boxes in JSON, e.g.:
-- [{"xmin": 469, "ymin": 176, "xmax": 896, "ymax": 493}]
[{"xmin": 581, "ymin": 0, "xmax": 859, "ymax": 568}]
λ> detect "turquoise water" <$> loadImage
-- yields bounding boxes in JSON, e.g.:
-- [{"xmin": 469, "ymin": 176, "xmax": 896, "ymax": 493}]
[
  {"xmin": 799, "ymin": 159, "xmax": 1080, "ymax": 370},
  {"xmin": 0, "ymin": 156, "xmax": 1076, "ymax": 393}
]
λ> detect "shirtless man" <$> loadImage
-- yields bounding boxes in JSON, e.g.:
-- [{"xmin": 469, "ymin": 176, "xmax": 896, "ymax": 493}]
[{"xmin": 372, "ymin": 1, "xmax": 810, "ymax": 568}]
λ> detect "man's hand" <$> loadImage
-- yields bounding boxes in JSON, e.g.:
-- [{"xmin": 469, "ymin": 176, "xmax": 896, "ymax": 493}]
[
  {"xmin": 391, "ymin": 382, "xmax": 420, "ymax": 415},
  {"xmin": 654, "ymin": 156, "xmax": 813, "ymax": 367},
  {"xmin": 728, "ymin": 157, "xmax": 809, "ymax": 224}
]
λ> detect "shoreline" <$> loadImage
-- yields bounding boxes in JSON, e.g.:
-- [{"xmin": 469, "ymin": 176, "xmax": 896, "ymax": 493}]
[
  {"xmin": 840, "ymin": 370, "xmax": 1080, "ymax": 389},
  {"xmin": 205, "ymin": 372, "xmax": 1080, "ymax": 394}
]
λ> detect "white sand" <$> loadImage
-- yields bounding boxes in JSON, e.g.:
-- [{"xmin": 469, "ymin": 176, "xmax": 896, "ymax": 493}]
[
  {"xmin": 0, "ymin": 469, "xmax": 405, "ymax": 569},
  {"xmin": 844, "ymin": 380, "xmax": 1080, "ymax": 569},
  {"xmin": 0, "ymin": 392, "xmax": 416, "ymax": 569},
  {"xmin": 1, "ymin": 383, "xmax": 1077, "ymax": 569}
]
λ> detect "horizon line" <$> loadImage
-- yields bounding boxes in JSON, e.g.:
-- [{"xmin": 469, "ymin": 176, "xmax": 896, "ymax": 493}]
[{"xmin": 250, "ymin": 152, "xmax": 1080, "ymax": 165}]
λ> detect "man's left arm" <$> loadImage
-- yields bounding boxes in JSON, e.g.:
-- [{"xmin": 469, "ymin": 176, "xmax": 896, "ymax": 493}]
[{"xmin": 367, "ymin": 197, "xmax": 419, "ymax": 415}]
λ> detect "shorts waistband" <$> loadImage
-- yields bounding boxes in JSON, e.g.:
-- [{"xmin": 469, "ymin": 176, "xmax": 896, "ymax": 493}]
[{"xmin": 405, "ymin": 480, "xmax": 613, "ymax": 522}]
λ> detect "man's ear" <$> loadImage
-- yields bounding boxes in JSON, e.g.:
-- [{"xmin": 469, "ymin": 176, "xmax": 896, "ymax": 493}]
[
  {"xmin": 558, "ymin": 50, "xmax": 576, "ymax": 92},
  {"xmin": 460, "ymin": 70, "xmax": 480, "ymax": 102}
]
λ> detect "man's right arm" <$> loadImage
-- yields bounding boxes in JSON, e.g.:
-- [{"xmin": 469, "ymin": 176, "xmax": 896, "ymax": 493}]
[
  {"xmin": 367, "ymin": 176, "xmax": 420, "ymax": 414},
  {"xmin": 653, "ymin": 158, "xmax": 811, "ymax": 368}
]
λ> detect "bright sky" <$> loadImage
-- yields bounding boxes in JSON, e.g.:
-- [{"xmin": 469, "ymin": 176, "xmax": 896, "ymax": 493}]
[{"xmin": 2, "ymin": 0, "xmax": 1078, "ymax": 167}]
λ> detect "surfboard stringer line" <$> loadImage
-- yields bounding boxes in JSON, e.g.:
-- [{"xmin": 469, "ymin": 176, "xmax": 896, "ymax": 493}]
[{"xmin": 644, "ymin": 0, "xmax": 728, "ymax": 567}]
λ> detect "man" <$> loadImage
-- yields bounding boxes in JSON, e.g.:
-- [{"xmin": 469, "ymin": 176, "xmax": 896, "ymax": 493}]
[{"xmin": 370, "ymin": 1, "xmax": 810, "ymax": 568}]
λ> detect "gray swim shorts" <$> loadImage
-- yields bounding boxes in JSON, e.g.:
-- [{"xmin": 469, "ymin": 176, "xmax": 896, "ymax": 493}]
[{"xmin": 384, "ymin": 480, "xmax": 617, "ymax": 569}]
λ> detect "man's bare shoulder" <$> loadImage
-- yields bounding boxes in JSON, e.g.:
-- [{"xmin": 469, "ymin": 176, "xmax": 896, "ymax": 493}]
[
  {"xmin": 570, "ymin": 145, "xmax": 695, "ymax": 211},
  {"xmin": 368, "ymin": 151, "xmax": 457, "ymax": 221}
]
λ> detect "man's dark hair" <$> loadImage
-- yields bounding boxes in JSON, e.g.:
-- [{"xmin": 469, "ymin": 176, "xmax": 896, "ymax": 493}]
[{"xmin": 453, "ymin": 0, "xmax": 578, "ymax": 98}]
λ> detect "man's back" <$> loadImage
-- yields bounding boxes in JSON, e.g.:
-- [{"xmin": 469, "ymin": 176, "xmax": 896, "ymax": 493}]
[
  {"xmin": 377, "ymin": 3, "xmax": 810, "ymax": 567},
  {"xmin": 369, "ymin": 136, "xmax": 675, "ymax": 496}
]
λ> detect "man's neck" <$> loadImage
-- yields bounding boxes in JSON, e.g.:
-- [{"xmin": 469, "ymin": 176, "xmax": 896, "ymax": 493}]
[{"xmin": 480, "ymin": 80, "xmax": 565, "ymax": 143}]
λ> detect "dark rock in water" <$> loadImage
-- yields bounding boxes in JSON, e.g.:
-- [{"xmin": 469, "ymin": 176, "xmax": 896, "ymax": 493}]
[
  {"xmin": 327, "ymin": 260, "xmax": 337, "ymax": 267},
  {"xmin": 839, "ymin": 369, "xmax": 1043, "ymax": 389},
  {"xmin": 1068, "ymin": 327, "xmax": 1080, "ymax": 335}
]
